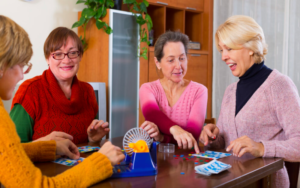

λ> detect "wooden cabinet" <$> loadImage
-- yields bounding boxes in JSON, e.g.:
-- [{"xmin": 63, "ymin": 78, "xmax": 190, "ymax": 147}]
[
  {"xmin": 147, "ymin": 0, "xmax": 177, "ymax": 7},
  {"xmin": 148, "ymin": 0, "xmax": 203, "ymax": 11},
  {"xmin": 184, "ymin": 54, "xmax": 208, "ymax": 87},
  {"xmin": 178, "ymin": 0, "xmax": 204, "ymax": 11},
  {"xmin": 77, "ymin": 0, "xmax": 214, "ymax": 126},
  {"xmin": 148, "ymin": 51, "xmax": 159, "ymax": 82}
]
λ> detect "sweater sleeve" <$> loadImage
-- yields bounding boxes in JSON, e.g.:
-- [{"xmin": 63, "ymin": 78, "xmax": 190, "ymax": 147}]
[
  {"xmin": 207, "ymin": 85, "xmax": 231, "ymax": 150},
  {"xmin": 260, "ymin": 76, "xmax": 300, "ymax": 161},
  {"xmin": 0, "ymin": 103, "xmax": 113, "ymax": 188},
  {"xmin": 139, "ymin": 83, "xmax": 176, "ymax": 136},
  {"xmin": 184, "ymin": 85, "xmax": 207, "ymax": 141},
  {"xmin": 10, "ymin": 104, "xmax": 34, "ymax": 143},
  {"xmin": 22, "ymin": 141, "xmax": 56, "ymax": 162}
]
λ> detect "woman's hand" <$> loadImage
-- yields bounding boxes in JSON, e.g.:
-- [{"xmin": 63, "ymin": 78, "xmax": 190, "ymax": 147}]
[
  {"xmin": 199, "ymin": 124, "xmax": 219, "ymax": 146},
  {"xmin": 170, "ymin": 125, "xmax": 200, "ymax": 154},
  {"xmin": 34, "ymin": 131, "xmax": 73, "ymax": 142},
  {"xmin": 87, "ymin": 120, "xmax": 109, "ymax": 142},
  {"xmin": 55, "ymin": 139, "xmax": 80, "ymax": 160},
  {"xmin": 98, "ymin": 141, "xmax": 125, "ymax": 165},
  {"xmin": 140, "ymin": 121, "xmax": 164, "ymax": 142},
  {"xmin": 226, "ymin": 136, "xmax": 264, "ymax": 157}
]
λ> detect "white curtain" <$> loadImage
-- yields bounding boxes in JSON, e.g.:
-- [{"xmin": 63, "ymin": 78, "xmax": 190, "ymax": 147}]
[{"xmin": 213, "ymin": 1, "xmax": 300, "ymax": 187}]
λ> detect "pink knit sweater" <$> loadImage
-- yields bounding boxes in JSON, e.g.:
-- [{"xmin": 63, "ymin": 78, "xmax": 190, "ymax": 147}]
[
  {"xmin": 139, "ymin": 80, "xmax": 208, "ymax": 143},
  {"xmin": 210, "ymin": 70, "xmax": 300, "ymax": 188}
]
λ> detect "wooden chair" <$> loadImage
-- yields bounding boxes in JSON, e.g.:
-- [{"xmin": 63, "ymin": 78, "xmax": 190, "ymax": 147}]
[
  {"xmin": 204, "ymin": 118, "xmax": 216, "ymax": 124},
  {"xmin": 285, "ymin": 161, "xmax": 300, "ymax": 188}
]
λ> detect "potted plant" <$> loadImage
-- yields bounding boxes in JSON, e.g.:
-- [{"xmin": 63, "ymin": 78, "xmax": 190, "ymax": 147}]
[{"xmin": 72, "ymin": 0, "xmax": 152, "ymax": 60}]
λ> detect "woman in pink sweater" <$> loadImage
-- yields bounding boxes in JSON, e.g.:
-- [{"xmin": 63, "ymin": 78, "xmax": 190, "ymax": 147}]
[
  {"xmin": 139, "ymin": 31, "xmax": 208, "ymax": 154},
  {"xmin": 200, "ymin": 15, "xmax": 300, "ymax": 187}
]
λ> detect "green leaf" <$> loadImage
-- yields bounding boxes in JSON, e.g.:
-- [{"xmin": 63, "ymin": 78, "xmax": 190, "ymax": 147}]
[
  {"xmin": 136, "ymin": 15, "xmax": 146, "ymax": 25},
  {"xmin": 95, "ymin": 0, "xmax": 105, "ymax": 3},
  {"xmin": 145, "ymin": 13, "xmax": 153, "ymax": 30},
  {"xmin": 82, "ymin": 8, "xmax": 96, "ymax": 19},
  {"xmin": 141, "ymin": 37, "xmax": 148, "ymax": 43},
  {"xmin": 105, "ymin": 26, "xmax": 113, "ymax": 34},
  {"xmin": 76, "ymin": 0, "xmax": 86, "ymax": 4},
  {"xmin": 72, "ymin": 16, "xmax": 86, "ymax": 28},
  {"xmin": 141, "ymin": 32, "xmax": 147, "ymax": 42},
  {"xmin": 95, "ymin": 7, "xmax": 103, "ymax": 18},
  {"xmin": 96, "ymin": 19, "xmax": 106, "ymax": 29},
  {"xmin": 140, "ymin": 48, "xmax": 148, "ymax": 60},
  {"xmin": 123, "ymin": 0, "xmax": 136, "ymax": 4},
  {"xmin": 72, "ymin": 21, "xmax": 80, "ymax": 28},
  {"xmin": 102, "ymin": 7, "xmax": 107, "ymax": 17},
  {"xmin": 133, "ymin": 4, "xmax": 140, "ymax": 12},
  {"xmin": 143, "ymin": 0, "xmax": 149, "ymax": 7},
  {"xmin": 140, "ymin": 2, "xmax": 147, "ymax": 13},
  {"xmin": 106, "ymin": 0, "xmax": 114, "ymax": 8}
]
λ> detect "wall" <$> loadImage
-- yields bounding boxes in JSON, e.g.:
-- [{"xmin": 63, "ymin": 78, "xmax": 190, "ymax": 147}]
[
  {"xmin": 0, "ymin": 0, "xmax": 85, "ymax": 82},
  {"xmin": 0, "ymin": 0, "xmax": 85, "ymax": 112}
]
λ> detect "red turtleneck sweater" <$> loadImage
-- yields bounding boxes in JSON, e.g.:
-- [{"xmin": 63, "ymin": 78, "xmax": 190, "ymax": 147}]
[{"xmin": 11, "ymin": 68, "xmax": 98, "ymax": 144}]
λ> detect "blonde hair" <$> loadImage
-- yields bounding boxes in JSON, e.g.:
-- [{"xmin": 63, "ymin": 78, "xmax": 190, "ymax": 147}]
[
  {"xmin": 215, "ymin": 15, "xmax": 268, "ymax": 64},
  {"xmin": 0, "ymin": 15, "xmax": 33, "ymax": 69}
]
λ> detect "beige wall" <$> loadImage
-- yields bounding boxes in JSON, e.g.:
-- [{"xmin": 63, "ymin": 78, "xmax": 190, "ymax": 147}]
[
  {"xmin": 0, "ymin": 0, "xmax": 85, "ymax": 112},
  {"xmin": 0, "ymin": 0, "xmax": 85, "ymax": 82}
]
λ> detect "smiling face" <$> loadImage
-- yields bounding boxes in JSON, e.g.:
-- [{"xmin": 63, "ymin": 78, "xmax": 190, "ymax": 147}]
[
  {"xmin": 218, "ymin": 41, "xmax": 255, "ymax": 77},
  {"xmin": 155, "ymin": 42, "xmax": 187, "ymax": 83},
  {"xmin": 46, "ymin": 37, "xmax": 81, "ymax": 82},
  {"xmin": 0, "ymin": 64, "xmax": 24, "ymax": 100}
]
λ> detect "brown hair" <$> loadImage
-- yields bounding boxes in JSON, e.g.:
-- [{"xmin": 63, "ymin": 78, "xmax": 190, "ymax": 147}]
[
  {"xmin": 154, "ymin": 31, "xmax": 189, "ymax": 62},
  {"xmin": 44, "ymin": 27, "xmax": 83, "ymax": 59},
  {"xmin": 0, "ymin": 15, "xmax": 33, "ymax": 69}
]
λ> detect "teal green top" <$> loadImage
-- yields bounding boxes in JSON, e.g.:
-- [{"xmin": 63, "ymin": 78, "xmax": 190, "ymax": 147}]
[{"xmin": 10, "ymin": 104, "xmax": 34, "ymax": 143}]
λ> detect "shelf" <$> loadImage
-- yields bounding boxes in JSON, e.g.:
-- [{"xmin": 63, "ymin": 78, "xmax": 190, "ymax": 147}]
[
  {"xmin": 149, "ymin": 47, "xmax": 208, "ymax": 55},
  {"xmin": 148, "ymin": 4, "xmax": 166, "ymax": 45},
  {"xmin": 185, "ymin": 11, "xmax": 204, "ymax": 50},
  {"xmin": 188, "ymin": 50, "xmax": 208, "ymax": 54},
  {"xmin": 166, "ymin": 7, "xmax": 184, "ymax": 33}
]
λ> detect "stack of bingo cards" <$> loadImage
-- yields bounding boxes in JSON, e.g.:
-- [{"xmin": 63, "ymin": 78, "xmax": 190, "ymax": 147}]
[
  {"xmin": 194, "ymin": 160, "xmax": 231, "ymax": 176},
  {"xmin": 192, "ymin": 150, "xmax": 231, "ymax": 159}
]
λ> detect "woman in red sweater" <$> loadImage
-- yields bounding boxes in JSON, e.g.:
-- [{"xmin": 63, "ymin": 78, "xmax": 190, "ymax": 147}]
[
  {"xmin": 10, "ymin": 27, "xmax": 108, "ymax": 144},
  {"xmin": 0, "ymin": 15, "xmax": 124, "ymax": 187}
]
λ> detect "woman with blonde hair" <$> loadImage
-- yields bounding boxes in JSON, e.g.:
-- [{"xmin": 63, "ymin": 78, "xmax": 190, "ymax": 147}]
[
  {"xmin": 0, "ymin": 15, "xmax": 124, "ymax": 187},
  {"xmin": 200, "ymin": 15, "xmax": 300, "ymax": 187}
]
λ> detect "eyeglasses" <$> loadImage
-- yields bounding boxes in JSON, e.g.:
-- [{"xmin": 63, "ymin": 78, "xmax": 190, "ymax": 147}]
[
  {"xmin": 23, "ymin": 62, "xmax": 32, "ymax": 74},
  {"xmin": 51, "ymin": 51, "xmax": 80, "ymax": 60}
]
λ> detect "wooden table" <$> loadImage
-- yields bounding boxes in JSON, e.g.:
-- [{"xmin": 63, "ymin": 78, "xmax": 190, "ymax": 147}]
[{"xmin": 35, "ymin": 137, "xmax": 283, "ymax": 188}]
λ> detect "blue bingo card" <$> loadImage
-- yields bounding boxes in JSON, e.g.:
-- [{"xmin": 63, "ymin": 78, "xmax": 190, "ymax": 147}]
[
  {"xmin": 194, "ymin": 166, "xmax": 212, "ymax": 176},
  {"xmin": 53, "ymin": 157, "xmax": 85, "ymax": 166},
  {"xmin": 78, "ymin": 146, "xmax": 100, "ymax": 153},
  {"xmin": 195, "ymin": 160, "xmax": 231, "ymax": 176},
  {"xmin": 192, "ymin": 150, "xmax": 231, "ymax": 159}
]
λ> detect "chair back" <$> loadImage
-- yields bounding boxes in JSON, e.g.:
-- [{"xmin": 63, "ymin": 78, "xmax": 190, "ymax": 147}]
[
  {"xmin": 285, "ymin": 161, "xmax": 299, "ymax": 188},
  {"xmin": 204, "ymin": 118, "xmax": 216, "ymax": 124}
]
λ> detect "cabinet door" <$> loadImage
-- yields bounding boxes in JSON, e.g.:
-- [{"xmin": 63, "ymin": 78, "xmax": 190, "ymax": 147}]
[
  {"xmin": 178, "ymin": 0, "xmax": 204, "ymax": 11},
  {"xmin": 148, "ymin": 51, "xmax": 162, "ymax": 82},
  {"xmin": 185, "ymin": 54, "xmax": 207, "ymax": 86},
  {"xmin": 148, "ymin": 0, "xmax": 177, "ymax": 7}
]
